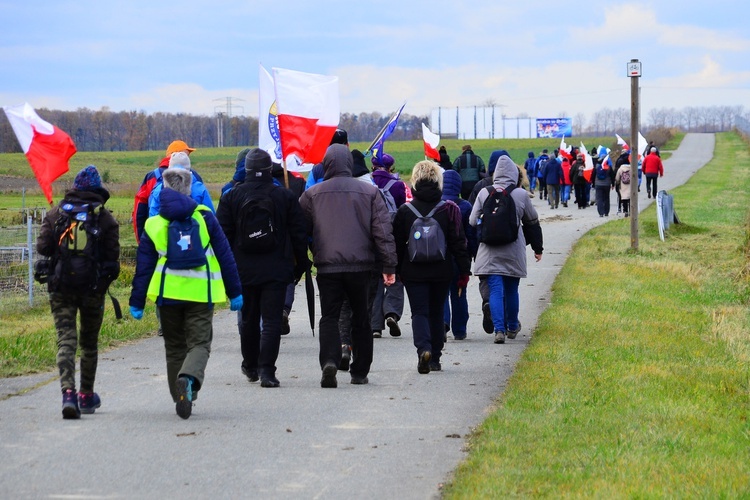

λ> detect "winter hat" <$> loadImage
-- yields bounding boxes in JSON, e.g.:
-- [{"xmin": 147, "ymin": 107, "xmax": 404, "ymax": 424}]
[
  {"xmin": 233, "ymin": 147, "xmax": 251, "ymax": 182},
  {"xmin": 169, "ymin": 152, "xmax": 192, "ymax": 170},
  {"xmin": 371, "ymin": 153, "xmax": 395, "ymax": 170},
  {"xmin": 245, "ymin": 148, "xmax": 273, "ymax": 173},
  {"xmin": 528, "ymin": 151, "xmax": 534, "ymax": 158},
  {"xmin": 73, "ymin": 165, "xmax": 102, "ymax": 191},
  {"xmin": 330, "ymin": 129, "xmax": 348, "ymax": 145},
  {"xmin": 162, "ymin": 168, "xmax": 192, "ymax": 196},
  {"xmin": 166, "ymin": 140, "xmax": 195, "ymax": 156}
]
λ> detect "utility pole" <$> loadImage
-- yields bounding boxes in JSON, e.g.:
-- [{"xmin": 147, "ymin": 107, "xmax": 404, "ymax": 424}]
[
  {"xmin": 627, "ymin": 59, "xmax": 642, "ymax": 250},
  {"xmin": 214, "ymin": 97, "xmax": 245, "ymax": 148}
]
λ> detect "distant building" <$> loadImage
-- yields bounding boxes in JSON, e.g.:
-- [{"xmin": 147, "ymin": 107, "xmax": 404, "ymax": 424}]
[{"xmin": 430, "ymin": 106, "xmax": 571, "ymax": 139}]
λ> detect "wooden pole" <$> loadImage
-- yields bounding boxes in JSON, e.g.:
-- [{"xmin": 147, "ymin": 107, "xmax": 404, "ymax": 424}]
[{"xmin": 629, "ymin": 59, "xmax": 641, "ymax": 251}]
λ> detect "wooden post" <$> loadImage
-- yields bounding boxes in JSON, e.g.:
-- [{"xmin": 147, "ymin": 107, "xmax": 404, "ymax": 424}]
[{"xmin": 628, "ymin": 59, "xmax": 641, "ymax": 251}]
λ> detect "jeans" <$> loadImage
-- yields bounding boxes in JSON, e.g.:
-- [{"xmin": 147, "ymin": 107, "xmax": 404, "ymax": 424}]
[
  {"xmin": 371, "ymin": 277, "xmax": 404, "ymax": 331},
  {"xmin": 529, "ymin": 176, "xmax": 537, "ymax": 192},
  {"xmin": 317, "ymin": 272, "xmax": 372, "ymax": 377},
  {"xmin": 240, "ymin": 281, "xmax": 287, "ymax": 378},
  {"xmin": 404, "ymin": 280, "xmax": 451, "ymax": 362},
  {"xmin": 486, "ymin": 275, "xmax": 520, "ymax": 333},
  {"xmin": 561, "ymin": 184, "xmax": 571, "ymax": 204},
  {"xmin": 443, "ymin": 265, "xmax": 469, "ymax": 337}
]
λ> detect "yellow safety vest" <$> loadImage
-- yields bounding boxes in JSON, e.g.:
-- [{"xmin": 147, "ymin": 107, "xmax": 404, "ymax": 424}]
[{"xmin": 144, "ymin": 206, "xmax": 226, "ymax": 304}]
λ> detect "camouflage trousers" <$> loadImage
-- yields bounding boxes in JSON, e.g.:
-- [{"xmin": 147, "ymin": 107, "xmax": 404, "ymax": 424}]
[{"xmin": 49, "ymin": 292, "xmax": 105, "ymax": 394}]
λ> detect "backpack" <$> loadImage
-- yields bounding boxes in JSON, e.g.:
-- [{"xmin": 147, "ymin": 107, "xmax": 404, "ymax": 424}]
[
  {"xmin": 536, "ymin": 158, "xmax": 548, "ymax": 178},
  {"xmin": 236, "ymin": 187, "xmax": 279, "ymax": 254},
  {"xmin": 405, "ymin": 201, "xmax": 447, "ymax": 263},
  {"xmin": 621, "ymin": 168, "xmax": 631, "ymax": 185},
  {"xmin": 478, "ymin": 186, "xmax": 519, "ymax": 246},
  {"xmin": 378, "ymin": 179, "xmax": 398, "ymax": 221},
  {"xmin": 53, "ymin": 201, "xmax": 103, "ymax": 290},
  {"xmin": 596, "ymin": 165, "xmax": 608, "ymax": 180},
  {"xmin": 165, "ymin": 214, "xmax": 208, "ymax": 270}
]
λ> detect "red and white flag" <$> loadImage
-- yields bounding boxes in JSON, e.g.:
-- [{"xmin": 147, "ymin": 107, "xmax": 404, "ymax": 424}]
[
  {"xmin": 422, "ymin": 123, "xmax": 440, "ymax": 161},
  {"xmin": 3, "ymin": 103, "xmax": 76, "ymax": 203},
  {"xmin": 272, "ymin": 67, "xmax": 339, "ymax": 165}
]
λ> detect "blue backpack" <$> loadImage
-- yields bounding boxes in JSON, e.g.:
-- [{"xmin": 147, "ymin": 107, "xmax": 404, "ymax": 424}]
[{"xmin": 165, "ymin": 213, "xmax": 208, "ymax": 270}]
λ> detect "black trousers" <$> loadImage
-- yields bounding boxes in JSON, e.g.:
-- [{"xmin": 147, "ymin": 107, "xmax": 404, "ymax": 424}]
[
  {"xmin": 317, "ymin": 271, "xmax": 372, "ymax": 378},
  {"xmin": 646, "ymin": 174, "xmax": 658, "ymax": 196},
  {"xmin": 595, "ymin": 185, "xmax": 611, "ymax": 216},
  {"xmin": 403, "ymin": 280, "xmax": 451, "ymax": 363},
  {"xmin": 240, "ymin": 281, "xmax": 287, "ymax": 378}
]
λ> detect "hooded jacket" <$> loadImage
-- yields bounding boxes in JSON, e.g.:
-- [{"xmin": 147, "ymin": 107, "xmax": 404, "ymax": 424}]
[
  {"xmin": 469, "ymin": 150, "xmax": 510, "ymax": 206},
  {"xmin": 442, "ymin": 169, "xmax": 478, "ymax": 258},
  {"xmin": 130, "ymin": 188, "xmax": 241, "ymax": 309},
  {"xmin": 469, "ymin": 156, "xmax": 543, "ymax": 278},
  {"xmin": 299, "ymin": 144, "xmax": 397, "ymax": 274}
]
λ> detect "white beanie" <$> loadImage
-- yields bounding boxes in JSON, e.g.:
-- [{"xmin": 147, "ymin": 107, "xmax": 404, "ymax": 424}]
[{"xmin": 169, "ymin": 151, "xmax": 192, "ymax": 170}]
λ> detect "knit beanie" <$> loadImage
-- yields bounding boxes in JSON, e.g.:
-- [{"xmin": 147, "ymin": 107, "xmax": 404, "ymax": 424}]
[
  {"xmin": 245, "ymin": 148, "xmax": 273, "ymax": 173},
  {"xmin": 371, "ymin": 153, "xmax": 395, "ymax": 170},
  {"xmin": 169, "ymin": 152, "xmax": 192, "ymax": 170},
  {"xmin": 233, "ymin": 147, "xmax": 251, "ymax": 182},
  {"xmin": 73, "ymin": 165, "xmax": 102, "ymax": 191}
]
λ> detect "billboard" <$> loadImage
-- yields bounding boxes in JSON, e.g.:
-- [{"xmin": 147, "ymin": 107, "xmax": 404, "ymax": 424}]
[{"xmin": 536, "ymin": 118, "xmax": 573, "ymax": 138}]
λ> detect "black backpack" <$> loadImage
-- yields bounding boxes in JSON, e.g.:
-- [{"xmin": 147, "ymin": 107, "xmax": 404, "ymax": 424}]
[
  {"xmin": 236, "ymin": 187, "xmax": 279, "ymax": 254},
  {"xmin": 478, "ymin": 186, "xmax": 519, "ymax": 246},
  {"xmin": 596, "ymin": 165, "xmax": 608, "ymax": 180},
  {"xmin": 165, "ymin": 214, "xmax": 208, "ymax": 270},
  {"xmin": 405, "ymin": 201, "xmax": 447, "ymax": 263},
  {"xmin": 53, "ymin": 201, "xmax": 102, "ymax": 290}
]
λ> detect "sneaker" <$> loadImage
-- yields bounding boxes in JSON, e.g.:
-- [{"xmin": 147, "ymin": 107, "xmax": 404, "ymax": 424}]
[
  {"xmin": 351, "ymin": 375, "xmax": 369, "ymax": 385},
  {"xmin": 385, "ymin": 316, "xmax": 401, "ymax": 337},
  {"xmin": 453, "ymin": 334, "xmax": 466, "ymax": 340},
  {"xmin": 78, "ymin": 392, "xmax": 101, "ymax": 414},
  {"xmin": 507, "ymin": 322, "xmax": 522, "ymax": 340},
  {"xmin": 260, "ymin": 375, "xmax": 280, "ymax": 388},
  {"xmin": 339, "ymin": 344, "xmax": 352, "ymax": 371},
  {"xmin": 175, "ymin": 376, "xmax": 193, "ymax": 419},
  {"xmin": 429, "ymin": 361, "xmax": 442, "ymax": 372},
  {"xmin": 494, "ymin": 331, "xmax": 506, "ymax": 344},
  {"xmin": 372, "ymin": 330, "xmax": 382, "ymax": 338},
  {"xmin": 62, "ymin": 389, "xmax": 80, "ymax": 420},
  {"xmin": 241, "ymin": 365, "xmax": 259, "ymax": 382},
  {"xmin": 321, "ymin": 362, "xmax": 338, "ymax": 388},
  {"xmin": 482, "ymin": 303, "xmax": 493, "ymax": 334},
  {"xmin": 281, "ymin": 310, "xmax": 290, "ymax": 336},
  {"xmin": 417, "ymin": 351, "xmax": 432, "ymax": 374}
]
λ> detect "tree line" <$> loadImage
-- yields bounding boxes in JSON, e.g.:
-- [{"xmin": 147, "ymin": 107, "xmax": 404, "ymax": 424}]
[{"xmin": 0, "ymin": 104, "xmax": 744, "ymax": 153}]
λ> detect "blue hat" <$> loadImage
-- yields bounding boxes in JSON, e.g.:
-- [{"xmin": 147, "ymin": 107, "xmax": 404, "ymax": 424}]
[{"xmin": 73, "ymin": 165, "xmax": 102, "ymax": 191}]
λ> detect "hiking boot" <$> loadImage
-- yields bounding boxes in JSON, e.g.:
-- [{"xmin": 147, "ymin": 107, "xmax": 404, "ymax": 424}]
[
  {"xmin": 482, "ymin": 302, "xmax": 493, "ymax": 334},
  {"xmin": 321, "ymin": 362, "xmax": 338, "ymax": 388},
  {"xmin": 157, "ymin": 327, "xmax": 163, "ymax": 337},
  {"xmin": 429, "ymin": 361, "xmax": 442, "ymax": 372},
  {"xmin": 78, "ymin": 392, "xmax": 101, "ymax": 414},
  {"xmin": 339, "ymin": 344, "xmax": 352, "ymax": 371},
  {"xmin": 62, "ymin": 389, "xmax": 80, "ymax": 420},
  {"xmin": 241, "ymin": 365, "xmax": 259, "ymax": 382},
  {"xmin": 385, "ymin": 316, "xmax": 401, "ymax": 337},
  {"xmin": 281, "ymin": 309, "xmax": 290, "ymax": 336},
  {"xmin": 417, "ymin": 351, "xmax": 432, "ymax": 374},
  {"xmin": 507, "ymin": 322, "xmax": 522, "ymax": 340},
  {"xmin": 494, "ymin": 331, "xmax": 506, "ymax": 344},
  {"xmin": 351, "ymin": 375, "xmax": 369, "ymax": 385},
  {"xmin": 175, "ymin": 376, "xmax": 193, "ymax": 419},
  {"xmin": 372, "ymin": 330, "xmax": 382, "ymax": 338},
  {"xmin": 260, "ymin": 375, "xmax": 280, "ymax": 388}
]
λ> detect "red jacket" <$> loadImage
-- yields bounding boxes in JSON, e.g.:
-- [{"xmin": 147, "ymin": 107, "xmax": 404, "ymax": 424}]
[{"xmin": 642, "ymin": 152, "xmax": 663, "ymax": 176}]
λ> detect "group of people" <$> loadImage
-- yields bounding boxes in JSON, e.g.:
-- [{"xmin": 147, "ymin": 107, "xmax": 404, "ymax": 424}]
[{"xmin": 37, "ymin": 132, "xmax": 546, "ymax": 421}]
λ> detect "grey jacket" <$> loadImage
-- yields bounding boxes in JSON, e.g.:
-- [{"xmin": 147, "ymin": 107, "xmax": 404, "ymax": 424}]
[
  {"xmin": 299, "ymin": 144, "xmax": 397, "ymax": 274},
  {"xmin": 469, "ymin": 156, "xmax": 542, "ymax": 278}
]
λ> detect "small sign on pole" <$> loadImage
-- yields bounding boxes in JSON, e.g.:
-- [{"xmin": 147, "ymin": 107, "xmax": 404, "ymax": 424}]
[{"xmin": 627, "ymin": 60, "xmax": 642, "ymax": 77}]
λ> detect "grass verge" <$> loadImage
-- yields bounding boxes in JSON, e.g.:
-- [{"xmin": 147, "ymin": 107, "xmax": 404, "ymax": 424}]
[{"xmin": 443, "ymin": 131, "xmax": 750, "ymax": 497}]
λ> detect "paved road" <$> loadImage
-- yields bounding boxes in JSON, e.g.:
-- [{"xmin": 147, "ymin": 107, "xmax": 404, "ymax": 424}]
[{"xmin": 0, "ymin": 134, "xmax": 714, "ymax": 499}]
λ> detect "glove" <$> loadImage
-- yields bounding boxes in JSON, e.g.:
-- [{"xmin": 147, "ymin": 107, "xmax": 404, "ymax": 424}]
[
  {"xmin": 457, "ymin": 274, "xmax": 470, "ymax": 289},
  {"xmin": 130, "ymin": 306, "xmax": 144, "ymax": 320},
  {"xmin": 229, "ymin": 295, "xmax": 244, "ymax": 311}
]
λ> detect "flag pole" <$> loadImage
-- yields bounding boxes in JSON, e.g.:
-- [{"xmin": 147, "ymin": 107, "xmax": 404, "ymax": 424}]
[{"xmin": 282, "ymin": 159, "xmax": 289, "ymax": 189}]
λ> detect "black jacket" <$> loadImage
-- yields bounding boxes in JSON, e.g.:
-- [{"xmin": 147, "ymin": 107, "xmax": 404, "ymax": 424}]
[
  {"xmin": 393, "ymin": 181, "xmax": 471, "ymax": 282},
  {"xmin": 217, "ymin": 169, "xmax": 310, "ymax": 286}
]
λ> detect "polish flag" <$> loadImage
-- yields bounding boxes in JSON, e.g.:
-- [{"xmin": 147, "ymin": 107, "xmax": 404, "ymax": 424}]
[
  {"xmin": 422, "ymin": 123, "xmax": 440, "ymax": 161},
  {"xmin": 3, "ymin": 103, "xmax": 77, "ymax": 204},
  {"xmin": 272, "ymin": 67, "xmax": 339, "ymax": 165}
]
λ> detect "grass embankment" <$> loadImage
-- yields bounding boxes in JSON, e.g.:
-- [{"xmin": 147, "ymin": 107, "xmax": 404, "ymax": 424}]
[{"xmin": 444, "ymin": 131, "xmax": 750, "ymax": 497}]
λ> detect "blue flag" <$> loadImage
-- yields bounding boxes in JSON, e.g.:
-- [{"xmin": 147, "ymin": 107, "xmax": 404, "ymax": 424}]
[{"xmin": 366, "ymin": 103, "xmax": 405, "ymax": 162}]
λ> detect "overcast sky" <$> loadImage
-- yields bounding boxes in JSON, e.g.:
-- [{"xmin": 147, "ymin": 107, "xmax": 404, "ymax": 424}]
[{"xmin": 1, "ymin": 0, "xmax": 748, "ymax": 123}]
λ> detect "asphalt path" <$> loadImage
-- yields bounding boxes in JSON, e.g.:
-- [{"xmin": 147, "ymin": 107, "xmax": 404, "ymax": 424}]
[{"xmin": 0, "ymin": 134, "xmax": 714, "ymax": 499}]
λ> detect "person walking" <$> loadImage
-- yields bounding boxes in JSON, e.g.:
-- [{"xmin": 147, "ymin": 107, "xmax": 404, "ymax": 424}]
[
  {"xmin": 535, "ymin": 149, "xmax": 549, "ymax": 200},
  {"xmin": 149, "ymin": 152, "xmax": 214, "ymax": 216},
  {"xmin": 129, "ymin": 167, "xmax": 243, "ymax": 419},
  {"xmin": 393, "ymin": 161, "xmax": 471, "ymax": 373},
  {"xmin": 441, "ymin": 169, "xmax": 477, "ymax": 340},
  {"xmin": 452, "ymin": 145, "xmax": 486, "ymax": 200},
  {"xmin": 216, "ymin": 149, "xmax": 310, "ymax": 388},
  {"xmin": 469, "ymin": 156, "xmax": 544, "ymax": 344},
  {"xmin": 642, "ymin": 147, "xmax": 664, "ymax": 198},
  {"xmin": 299, "ymin": 144, "xmax": 397, "ymax": 388},
  {"xmin": 560, "ymin": 157, "xmax": 572, "ymax": 207},
  {"xmin": 544, "ymin": 153, "xmax": 563, "ymax": 209},
  {"xmin": 36, "ymin": 166, "xmax": 120, "ymax": 419},
  {"xmin": 570, "ymin": 153, "xmax": 588, "ymax": 209},
  {"xmin": 524, "ymin": 151, "xmax": 537, "ymax": 195},
  {"xmin": 615, "ymin": 161, "xmax": 634, "ymax": 217},
  {"xmin": 593, "ymin": 156, "xmax": 614, "ymax": 217}
]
